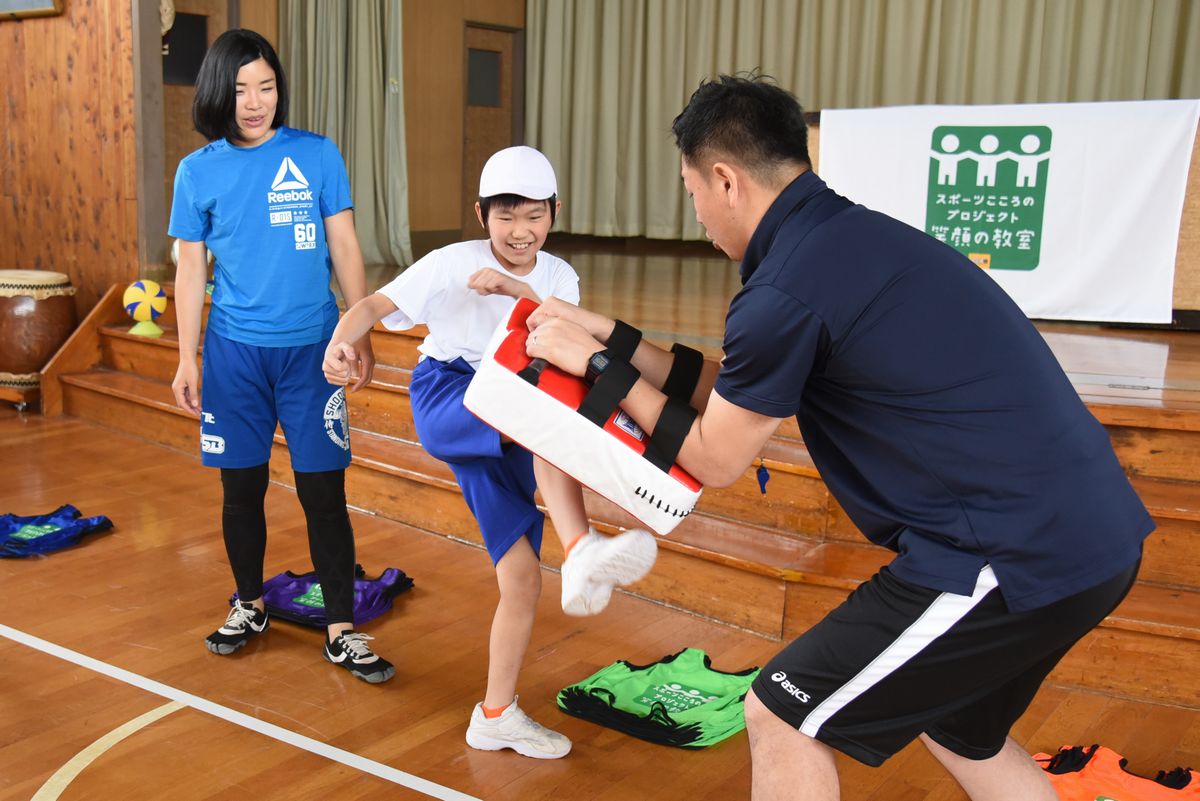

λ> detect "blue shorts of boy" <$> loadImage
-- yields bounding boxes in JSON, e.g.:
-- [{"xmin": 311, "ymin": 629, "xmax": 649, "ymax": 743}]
[
  {"xmin": 199, "ymin": 330, "xmax": 352, "ymax": 472},
  {"xmin": 409, "ymin": 356, "xmax": 544, "ymax": 565}
]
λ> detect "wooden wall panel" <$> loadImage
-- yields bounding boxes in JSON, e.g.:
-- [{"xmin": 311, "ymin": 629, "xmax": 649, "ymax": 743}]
[
  {"xmin": 0, "ymin": 0, "xmax": 138, "ymax": 318},
  {"xmin": 402, "ymin": 0, "xmax": 525, "ymax": 233},
  {"xmin": 238, "ymin": 0, "xmax": 279, "ymax": 50},
  {"xmin": 162, "ymin": 0, "xmax": 230, "ymax": 238}
]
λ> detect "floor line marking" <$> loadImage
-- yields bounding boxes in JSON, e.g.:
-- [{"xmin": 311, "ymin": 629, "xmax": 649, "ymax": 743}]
[
  {"xmin": 0, "ymin": 623, "xmax": 481, "ymax": 801},
  {"xmin": 32, "ymin": 701, "xmax": 185, "ymax": 801}
]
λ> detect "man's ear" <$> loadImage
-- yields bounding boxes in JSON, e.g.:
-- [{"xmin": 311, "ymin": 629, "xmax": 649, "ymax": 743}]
[
  {"xmin": 711, "ymin": 161, "xmax": 739, "ymax": 207},
  {"xmin": 475, "ymin": 201, "xmax": 486, "ymax": 230}
]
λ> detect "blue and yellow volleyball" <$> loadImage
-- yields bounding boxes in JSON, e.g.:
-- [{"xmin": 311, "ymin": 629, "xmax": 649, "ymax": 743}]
[{"xmin": 123, "ymin": 280, "xmax": 167, "ymax": 323}]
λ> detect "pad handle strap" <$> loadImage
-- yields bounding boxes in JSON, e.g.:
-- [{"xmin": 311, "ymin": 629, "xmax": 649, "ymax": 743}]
[
  {"xmin": 662, "ymin": 344, "xmax": 704, "ymax": 403},
  {"xmin": 643, "ymin": 398, "xmax": 698, "ymax": 473},
  {"xmin": 518, "ymin": 357, "xmax": 549, "ymax": 386},
  {"xmin": 578, "ymin": 360, "xmax": 640, "ymax": 427}
]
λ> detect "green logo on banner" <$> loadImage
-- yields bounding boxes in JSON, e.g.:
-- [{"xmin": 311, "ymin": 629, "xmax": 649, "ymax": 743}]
[
  {"xmin": 293, "ymin": 584, "xmax": 326, "ymax": 609},
  {"xmin": 634, "ymin": 682, "xmax": 720, "ymax": 714},
  {"xmin": 926, "ymin": 125, "xmax": 1051, "ymax": 270},
  {"xmin": 11, "ymin": 524, "xmax": 61, "ymax": 541}
]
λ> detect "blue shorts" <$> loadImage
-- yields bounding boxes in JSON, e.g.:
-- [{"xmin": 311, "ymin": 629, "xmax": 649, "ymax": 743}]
[
  {"xmin": 409, "ymin": 356, "xmax": 543, "ymax": 564},
  {"xmin": 199, "ymin": 330, "xmax": 352, "ymax": 472}
]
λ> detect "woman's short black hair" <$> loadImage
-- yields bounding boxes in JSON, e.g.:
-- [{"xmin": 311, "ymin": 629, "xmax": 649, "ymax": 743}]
[
  {"xmin": 478, "ymin": 193, "xmax": 558, "ymax": 227},
  {"xmin": 672, "ymin": 73, "xmax": 810, "ymax": 177},
  {"xmin": 192, "ymin": 28, "xmax": 289, "ymax": 143}
]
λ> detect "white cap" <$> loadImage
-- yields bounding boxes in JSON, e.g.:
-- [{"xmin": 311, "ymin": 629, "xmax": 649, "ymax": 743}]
[{"xmin": 478, "ymin": 146, "xmax": 558, "ymax": 200}]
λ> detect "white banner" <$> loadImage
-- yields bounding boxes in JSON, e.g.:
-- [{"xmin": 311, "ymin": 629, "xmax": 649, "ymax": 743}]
[{"xmin": 819, "ymin": 100, "xmax": 1200, "ymax": 323}]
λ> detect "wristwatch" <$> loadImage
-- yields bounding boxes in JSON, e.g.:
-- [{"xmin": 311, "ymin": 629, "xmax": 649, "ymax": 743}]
[{"xmin": 585, "ymin": 349, "xmax": 613, "ymax": 385}]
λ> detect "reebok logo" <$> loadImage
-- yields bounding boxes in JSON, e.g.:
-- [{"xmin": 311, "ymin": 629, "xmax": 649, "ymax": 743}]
[
  {"xmin": 770, "ymin": 671, "xmax": 811, "ymax": 704},
  {"xmin": 268, "ymin": 157, "xmax": 312, "ymax": 202}
]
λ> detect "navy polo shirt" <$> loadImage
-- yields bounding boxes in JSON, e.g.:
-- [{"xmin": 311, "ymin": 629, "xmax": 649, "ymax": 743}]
[{"xmin": 715, "ymin": 172, "xmax": 1152, "ymax": 612}]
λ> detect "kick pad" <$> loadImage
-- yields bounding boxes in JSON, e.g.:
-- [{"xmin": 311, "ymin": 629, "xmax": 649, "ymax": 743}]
[{"xmin": 464, "ymin": 299, "xmax": 702, "ymax": 535}]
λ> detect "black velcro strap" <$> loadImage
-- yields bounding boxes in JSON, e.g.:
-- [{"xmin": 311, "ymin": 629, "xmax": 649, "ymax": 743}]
[
  {"xmin": 607, "ymin": 320, "xmax": 643, "ymax": 362},
  {"xmin": 661, "ymin": 344, "xmax": 704, "ymax": 403},
  {"xmin": 578, "ymin": 360, "xmax": 640, "ymax": 427},
  {"xmin": 643, "ymin": 398, "xmax": 697, "ymax": 473}
]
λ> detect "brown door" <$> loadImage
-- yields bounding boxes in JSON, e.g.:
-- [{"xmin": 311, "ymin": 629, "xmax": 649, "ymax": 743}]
[{"xmin": 461, "ymin": 25, "xmax": 523, "ymax": 238}]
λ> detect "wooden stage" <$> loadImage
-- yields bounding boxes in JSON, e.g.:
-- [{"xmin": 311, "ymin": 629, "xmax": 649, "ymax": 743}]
[{"xmin": 3, "ymin": 239, "xmax": 1199, "ymax": 800}]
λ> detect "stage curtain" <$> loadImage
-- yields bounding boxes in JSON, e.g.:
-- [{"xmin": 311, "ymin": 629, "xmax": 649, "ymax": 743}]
[
  {"xmin": 278, "ymin": 0, "xmax": 413, "ymax": 266},
  {"xmin": 525, "ymin": 0, "xmax": 1200, "ymax": 239}
]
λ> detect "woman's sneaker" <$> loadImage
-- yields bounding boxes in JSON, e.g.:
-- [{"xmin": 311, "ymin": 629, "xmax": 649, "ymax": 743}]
[
  {"xmin": 560, "ymin": 528, "xmax": 657, "ymax": 616},
  {"xmin": 205, "ymin": 601, "xmax": 269, "ymax": 655},
  {"xmin": 465, "ymin": 698, "xmax": 571, "ymax": 759},
  {"xmin": 323, "ymin": 632, "xmax": 396, "ymax": 684}
]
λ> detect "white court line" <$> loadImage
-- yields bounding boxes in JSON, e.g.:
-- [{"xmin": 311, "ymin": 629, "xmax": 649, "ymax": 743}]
[
  {"xmin": 33, "ymin": 701, "xmax": 186, "ymax": 800},
  {"xmin": 0, "ymin": 623, "xmax": 481, "ymax": 801}
]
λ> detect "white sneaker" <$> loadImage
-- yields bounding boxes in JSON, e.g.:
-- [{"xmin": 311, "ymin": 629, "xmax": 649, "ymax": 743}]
[
  {"xmin": 465, "ymin": 698, "xmax": 572, "ymax": 759},
  {"xmin": 561, "ymin": 528, "xmax": 657, "ymax": 616}
]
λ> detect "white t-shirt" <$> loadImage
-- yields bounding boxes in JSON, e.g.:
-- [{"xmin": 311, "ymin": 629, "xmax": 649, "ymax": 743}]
[{"xmin": 376, "ymin": 239, "xmax": 581, "ymax": 369}]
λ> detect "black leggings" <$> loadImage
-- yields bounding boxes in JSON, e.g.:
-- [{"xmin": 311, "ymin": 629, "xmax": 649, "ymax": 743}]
[{"xmin": 220, "ymin": 465, "xmax": 356, "ymax": 625}]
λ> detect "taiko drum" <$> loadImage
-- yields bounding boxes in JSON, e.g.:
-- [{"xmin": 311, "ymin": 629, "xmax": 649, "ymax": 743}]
[{"xmin": 0, "ymin": 270, "xmax": 77, "ymax": 390}]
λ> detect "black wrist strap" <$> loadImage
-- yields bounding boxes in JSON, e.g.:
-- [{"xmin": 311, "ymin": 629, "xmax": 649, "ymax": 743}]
[
  {"xmin": 607, "ymin": 320, "xmax": 643, "ymax": 362},
  {"xmin": 643, "ymin": 397, "xmax": 698, "ymax": 473},
  {"xmin": 662, "ymin": 344, "xmax": 704, "ymax": 403},
  {"xmin": 578, "ymin": 359, "xmax": 640, "ymax": 427}
]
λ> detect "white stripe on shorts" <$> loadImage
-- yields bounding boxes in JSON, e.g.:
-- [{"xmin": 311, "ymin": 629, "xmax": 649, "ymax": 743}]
[{"xmin": 799, "ymin": 564, "xmax": 1000, "ymax": 738}]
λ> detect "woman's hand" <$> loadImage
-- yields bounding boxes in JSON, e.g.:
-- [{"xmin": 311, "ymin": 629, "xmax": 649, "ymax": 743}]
[
  {"xmin": 172, "ymin": 358, "xmax": 202, "ymax": 417},
  {"xmin": 348, "ymin": 334, "xmax": 375, "ymax": 392}
]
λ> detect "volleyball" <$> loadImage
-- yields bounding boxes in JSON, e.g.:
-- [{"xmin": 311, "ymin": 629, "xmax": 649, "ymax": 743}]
[
  {"xmin": 123, "ymin": 280, "xmax": 167, "ymax": 323},
  {"xmin": 170, "ymin": 237, "xmax": 214, "ymax": 267}
]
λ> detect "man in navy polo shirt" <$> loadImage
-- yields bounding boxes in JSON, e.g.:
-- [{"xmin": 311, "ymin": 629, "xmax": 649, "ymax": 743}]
[{"xmin": 526, "ymin": 75, "xmax": 1151, "ymax": 800}]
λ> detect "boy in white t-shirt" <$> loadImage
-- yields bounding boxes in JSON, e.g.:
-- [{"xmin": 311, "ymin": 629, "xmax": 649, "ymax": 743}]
[{"xmin": 323, "ymin": 146, "xmax": 656, "ymax": 758}]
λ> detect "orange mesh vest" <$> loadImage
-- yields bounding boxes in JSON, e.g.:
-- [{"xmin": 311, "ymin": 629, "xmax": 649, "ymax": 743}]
[{"xmin": 1034, "ymin": 745, "xmax": 1199, "ymax": 801}]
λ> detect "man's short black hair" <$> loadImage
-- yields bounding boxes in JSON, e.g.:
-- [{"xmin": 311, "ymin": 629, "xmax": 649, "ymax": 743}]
[
  {"xmin": 478, "ymin": 194, "xmax": 558, "ymax": 227},
  {"xmin": 672, "ymin": 73, "xmax": 810, "ymax": 178},
  {"xmin": 192, "ymin": 28, "xmax": 289, "ymax": 143}
]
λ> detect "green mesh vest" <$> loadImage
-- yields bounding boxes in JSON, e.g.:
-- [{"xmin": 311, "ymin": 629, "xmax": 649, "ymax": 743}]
[{"xmin": 557, "ymin": 648, "xmax": 760, "ymax": 748}]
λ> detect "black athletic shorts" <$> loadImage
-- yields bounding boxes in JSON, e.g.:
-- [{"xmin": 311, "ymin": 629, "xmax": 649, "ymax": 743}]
[{"xmin": 751, "ymin": 559, "xmax": 1140, "ymax": 767}]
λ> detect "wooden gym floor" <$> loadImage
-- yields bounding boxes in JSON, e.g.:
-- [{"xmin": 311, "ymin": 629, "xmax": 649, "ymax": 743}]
[
  {"xmin": 2, "ymin": 406, "xmax": 1199, "ymax": 799},
  {"xmin": 4, "ymin": 239, "xmax": 1200, "ymax": 799}
]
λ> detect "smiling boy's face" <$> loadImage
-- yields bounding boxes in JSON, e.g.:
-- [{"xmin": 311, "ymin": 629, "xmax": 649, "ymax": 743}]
[{"xmin": 475, "ymin": 198, "xmax": 560, "ymax": 275}]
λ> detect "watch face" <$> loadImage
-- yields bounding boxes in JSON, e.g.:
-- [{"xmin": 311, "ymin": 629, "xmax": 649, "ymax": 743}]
[{"xmin": 586, "ymin": 350, "xmax": 611, "ymax": 383}]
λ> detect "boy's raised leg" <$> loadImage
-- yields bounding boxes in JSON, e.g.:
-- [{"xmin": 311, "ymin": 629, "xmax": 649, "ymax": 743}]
[{"xmin": 533, "ymin": 456, "xmax": 657, "ymax": 616}]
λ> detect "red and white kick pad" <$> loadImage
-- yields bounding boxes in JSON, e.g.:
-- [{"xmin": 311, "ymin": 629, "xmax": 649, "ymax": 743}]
[{"xmin": 463, "ymin": 298, "xmax": 702, "ymax": 535}]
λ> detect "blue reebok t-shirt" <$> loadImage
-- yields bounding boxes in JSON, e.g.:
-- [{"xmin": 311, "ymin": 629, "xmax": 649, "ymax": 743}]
[
  {"xmin": 716, "ymin": 172, "xmax": 1152, "ymax": 613},
  {"xmin": 168, "ymin": 127, "xmax": 353, "ymax": 346}
]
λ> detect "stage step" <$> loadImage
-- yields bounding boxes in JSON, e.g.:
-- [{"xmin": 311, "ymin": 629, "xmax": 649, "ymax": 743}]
[
  {"xmin": 58, "ymin": 357, "xmax": 1200, "ymax": 708},
  {"xmin": 47, "ymin": 301, "xmax": 1200, "ymax": 709},
  {"xmin": 86, "ymin": 322, "xmax": 1200, "ymax": 597},
  {"xmin": 100, "ymin": 325, "xmax": 1200, "ymax": 594}
]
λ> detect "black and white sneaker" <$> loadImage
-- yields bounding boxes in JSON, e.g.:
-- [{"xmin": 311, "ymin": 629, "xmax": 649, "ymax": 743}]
[
  {"xmin": 324, "ymin": 632, "xmax": 395, "ymax": 684},
  {"xmin": 205, "ymin": 601, "xmax": 269, "ymax": 655}
]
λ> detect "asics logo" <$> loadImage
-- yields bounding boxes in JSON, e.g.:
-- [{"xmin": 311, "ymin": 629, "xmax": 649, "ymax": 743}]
[{"xmin": 770, "ymin": 671, "xmax": 811, "ymax": 704}]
